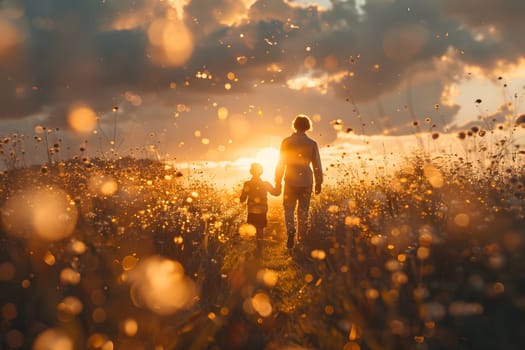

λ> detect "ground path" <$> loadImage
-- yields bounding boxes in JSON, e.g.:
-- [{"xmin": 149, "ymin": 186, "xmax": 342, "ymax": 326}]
[{"xmin": 212, "ymin": 204, "xmax": 354, "ymax": 350}]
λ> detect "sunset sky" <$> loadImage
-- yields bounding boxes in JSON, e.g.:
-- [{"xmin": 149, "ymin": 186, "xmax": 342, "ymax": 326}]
[{"xmin": 1, "ymin": 0, "xmax": 524, "ymax": 178}]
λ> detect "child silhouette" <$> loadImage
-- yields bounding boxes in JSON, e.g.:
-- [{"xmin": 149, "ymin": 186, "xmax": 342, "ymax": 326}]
[{"xmin": 240, "ymin": 163, "xmax": 280, "ymax": 240}]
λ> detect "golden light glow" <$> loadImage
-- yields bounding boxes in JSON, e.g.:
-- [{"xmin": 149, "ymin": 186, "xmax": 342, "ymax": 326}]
[
  {"xmin": 67, "ymin": 104, "xmax": 98, "ymax": 133},
  {"xmin": 87, "ymin": 333, "xmax": 113, "ymax": 350},
  {"xmin": 109, "ymin": 13, "xmax": 145, "ymax": 31},
  {"xmin": 127, "ymin": 256, "xmax": 198, "ymax": 315},
  {"xmin": 88, "ymin": 174, "xmax": 118, "ymax": 196},
  {"xmin": 239, "ymin": 223, "xmax": 256, "ymax": 238},
  {"xmin": 304, "ymin": 55, "xmax": 317, "ymax": 69},
  {"xmin": 228, "ymin": 115, "xmax": 250, "ymax": 140},
  {"xmin": 122, "ymin": 255, "xmax": 138, "ymax": 271},
  {"xmin": 454, "ymin": 213, "xmax": 470, "ymax": 227},
  {"xmin": 33, "ymin": 329, "xmax": 73, "ymax": 350},
  {"xmin": 60, "ymin": 268, "xmax": 81, "ymax": 285},
  {"xmin": 423, "ymin": 164, "xmax": 444, "ymax": 189},
  {"xmin": 324, "ymin": 55, "xmax": 338, "ymax": 70},
  {"xmin": 0, "ymin": 19, "xmax": 22, "ymax": 57},
  {"xmin": 44, "ymin": 251, "xmax": 56, "ymax": 266},
  {"xmin": 212, "ymin": 0, "xmax": 256, "ymax": 26},
  {"xmin": 148, "ymin": 18, "xmax": 194, "ymax": 67},
  {"xmin": 236, "ymin": 55, "xmax": 248, "ymax": 64},
  {"xmin": 255, "ymin": 147, "xmax": 280, "ymax": 176},
  {"xmin": 217, "ymin": 107, "xmax": 229, "ymax": 120},
  {"xmin": 124, "ymin": 91, "xmax": 143, "ymax": 106},
  {"xmin": 311, "ymin": 249, "xmax": 327, "ymax": 260},
  {"xmin": 257, "ymin": 268, "xmax": 279, "ymax": 287},
  {"xmin": 122, "ymin": 318, "xmax": 139, "ymax": 337},
  {"xmin": 167, "ymin": 0, "xmax": 190, "ymax": 20},
  {"xmin": 57, "ymin": 296, "xmax": 83, "ymax": 315},
  {"xmin": 251, "ymin": 292, "xmax": 272, "ymax": 317},
  {"xmin": 69, "ymin": 240, "xmax": 87, "ymax": 255},
  {"xmin": 232, "ymin": 147, "xmax": 280, "ymax": 182},
  {"xmin": 1, "ymin": 186, "xmax": 78, "ymax": 241},
  {"xmin": 286, "ymin": 70, "xmax": 347, "ymax": 94}
]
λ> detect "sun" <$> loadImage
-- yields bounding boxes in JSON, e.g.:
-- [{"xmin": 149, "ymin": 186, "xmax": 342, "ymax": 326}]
[
  {"xmin": 254, "ymin": 147, "xmax": 280, "ymax": 178},
  {"xmin": 231, "ymin": 147, "xmax": 280, "ymax": 182}
]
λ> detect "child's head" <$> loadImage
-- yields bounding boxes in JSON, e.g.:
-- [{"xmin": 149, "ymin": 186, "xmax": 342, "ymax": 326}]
[{"xmin": 249, "ymin": 162, "xmax": 263, "ymax": 177}]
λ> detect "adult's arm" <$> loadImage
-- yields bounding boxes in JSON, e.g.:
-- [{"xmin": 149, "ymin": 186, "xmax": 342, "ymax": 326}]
[
  {"xmin": 274, "ymin": 140, "xmax": 286, "ymax": 187},
  {"xmin": 312, "ymin": 141, "xmax": 323, "ymax": 186},
  {"xmin": 239, "ymin": 182, "xmax": 248, "ymax": 203}
]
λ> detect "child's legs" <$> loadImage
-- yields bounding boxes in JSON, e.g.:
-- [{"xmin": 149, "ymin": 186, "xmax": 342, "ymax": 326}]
[
  {"xmin": 256, "ymin": 226, "xmax": 264, "ymax": 239},
  {"xmin": 247, "ymin": 213, "xmax": 267, "ymax": 239}
]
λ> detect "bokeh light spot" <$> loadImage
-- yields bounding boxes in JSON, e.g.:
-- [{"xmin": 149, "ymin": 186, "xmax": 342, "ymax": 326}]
[
  {"xmin": 57, "ymin": 296, "xmax": 83, "ymax": 315},
  {"xmin": 122, "ymin": 255, "xmax": 139, "ymax": 271},
  {"xmin": 1, "ymin": 186, "xmax": 78, "ymax": 241},
  {"xmin": 88, "ymin": 174, "xmax": 118, "ymax": 196},
  {"xmin": 43, "ymin": 251, "xmax": 56, "ymax": 266},
  {"xmin": 0, "ymin": 19, "xmax": 23, "ymax": 57},
  {"xmin": 311, "ymin": 249, "xmax": 327, "ymax": 260},
  {"xmin": 6, "ymin": 329, "xmax": 24, "ymax": 348},
  {"xmin": 60, "ymin": 268, "xmax": 81, "ymax": 285},
  {"xmin": 148, "ymin": 19, "xmax": 194, "ymax": 67},
  {"xmin": 92, "ymin": 307, "xmax": 107, "ymax": 323},
  {"xmin": 68, "ymin": 104, "xmax": 98, "ymax": 133},
  {"xmin": 236, "ymin": 55, "xmax": 248, "ymax": 64},
  {"xmin": 454, "ymin": 213, "xmax": 470, "ymax": 227},
  {"xmin": 239, "ymin": 223, "xmax": 257, "ymax": 238},
  {"xmin": 423, "ymin": 164, "xmax": 444, "ymax": 188},
  {"xmin": 1, "ymin": 303, "xmax": 17, "ymax": 320},
  {"xmin": 127, "ymin": 256, "xmax": 198, "ymax": 315},
  {"xmin": 256, "ymin": 268, "xmax": 278, "ymax": 287},
  {"xmin": 251, "ymin": 292, "xmax": 272, "ymax": 317},
  {"xmin": 122, "ymin": 318, "xmax": 139, "ymax": 337},
  {"xmin": 33, "ymin": 329, "xmax": 73, "ymax": 350},
  {"xmin": 69, "ymin": 240, "xmax": 87, "ymax": 255},
  {"xmin": 217, "ymin": 107, "xmax": 229, "ymax": 120}
]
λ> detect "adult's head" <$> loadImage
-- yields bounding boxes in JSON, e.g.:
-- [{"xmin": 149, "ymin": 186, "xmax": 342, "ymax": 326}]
[{"xmin": 293, "ymin": 114, "xmax": 311, "ymax": 132}]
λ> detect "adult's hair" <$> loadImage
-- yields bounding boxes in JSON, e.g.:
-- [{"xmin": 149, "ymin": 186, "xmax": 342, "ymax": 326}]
[{"xmin": 293, "ymin": 114, "xmax": 311, "ymax": 132}]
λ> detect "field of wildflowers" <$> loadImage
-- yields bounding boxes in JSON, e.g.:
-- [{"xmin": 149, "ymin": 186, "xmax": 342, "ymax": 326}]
[{"xmin": 1, "ymin": 124, "xmax": 525, "ymax": 350}]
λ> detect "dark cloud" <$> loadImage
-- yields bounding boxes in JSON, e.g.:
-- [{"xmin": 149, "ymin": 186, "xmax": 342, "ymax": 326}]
[
  {"xmin": 436, "ymin": 0, "xmax": 525, "ymax": 69},
  {"xmin": 356, "ymin": 78, "xmax": 460, "ymax": 135},
  {"xmin": 439, "ymin": 0, "xmax": 525, "ymax": 36}
]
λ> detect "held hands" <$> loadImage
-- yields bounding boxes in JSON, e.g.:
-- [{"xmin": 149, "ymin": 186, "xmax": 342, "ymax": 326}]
[
  {"xmin": 275, "ymin": 182, "xmax": 282, "ymax": 195},
  {"xmin": 315, "ymin": 183, "xmax": 322, "ymax": 195}
]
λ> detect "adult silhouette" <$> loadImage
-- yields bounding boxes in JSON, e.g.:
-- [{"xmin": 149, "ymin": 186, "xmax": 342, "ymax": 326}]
[{"xmin": 275, "ymin": 114, "xmax": 323, "ymax": 249}]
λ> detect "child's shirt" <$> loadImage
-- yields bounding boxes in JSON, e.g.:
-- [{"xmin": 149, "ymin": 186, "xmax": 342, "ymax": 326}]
[{"xmin": 240, "ymin": 177, "xmax": 279, "ymax": 214}]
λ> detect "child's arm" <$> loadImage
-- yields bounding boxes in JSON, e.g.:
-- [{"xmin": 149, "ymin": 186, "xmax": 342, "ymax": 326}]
[{"xmin": 265, "ymin": 181, "xmax": 281, "ymax": 196}]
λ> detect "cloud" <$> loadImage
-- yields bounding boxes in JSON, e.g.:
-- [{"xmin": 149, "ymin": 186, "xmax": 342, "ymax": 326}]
[
  {"xmin": 1, "ymin": 0, "xmax": 524, "ymax": 162},
  {"xmin": 438, "ymin": 0, "xmax": 525, "ymax": 47},
  {"xmin": 186, "ymin": 0, "xmax": 255, "ymax": 30}
]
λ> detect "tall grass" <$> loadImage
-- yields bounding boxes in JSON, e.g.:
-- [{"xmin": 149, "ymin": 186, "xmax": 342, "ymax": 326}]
[{"xmin": 0, "ymin": 121, "xmax": 524, "ymax": 350}]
